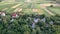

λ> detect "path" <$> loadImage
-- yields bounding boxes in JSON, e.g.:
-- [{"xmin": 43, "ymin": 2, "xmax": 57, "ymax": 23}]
[
  {"xmin": 11, "ymin": 4, "xmax": 21, "ymax": 8},
  {"xmin": 13, "ymin": 8, "xmax": 22, "ymax": 12}
]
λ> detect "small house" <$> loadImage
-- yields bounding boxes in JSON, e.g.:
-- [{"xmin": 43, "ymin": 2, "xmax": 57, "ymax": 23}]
[
  {"xmin": 0, "ymin": 12, "xmax": 6, "ymax": 16},
  {"xmin": 34, "ymin": 18, "xmax": 39, "ymax": 23},
  {"xmin": 12, "ymin": 13, "xmax": 19, "ymax": 18}
]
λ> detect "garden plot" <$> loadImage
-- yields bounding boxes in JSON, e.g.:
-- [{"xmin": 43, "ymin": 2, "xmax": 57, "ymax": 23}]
[{"xmin": 47, "ymin": 7, "xmax": 60, "ymax": 15}]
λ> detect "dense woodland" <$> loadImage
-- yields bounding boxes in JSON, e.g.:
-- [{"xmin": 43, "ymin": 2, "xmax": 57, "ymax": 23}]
[{"xmin": 0, "ymin": 11, "xmax": 60, "ymax": 34}]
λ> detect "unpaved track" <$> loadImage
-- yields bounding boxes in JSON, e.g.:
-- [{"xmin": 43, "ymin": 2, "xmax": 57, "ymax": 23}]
[
  {"xmin": 43, "ymin": 8, "xmax": 55, "ymax": 16},
  {"xmin": 11, "ymin": 4, "xmax": 21, "ymax": 8},
  {"xmin": 13, "ymin": 8, "xmax": 22, "ymax": 12},
  {"xmin": 32, "ymin": 9, "xmax": 43, "ymax": 15}
]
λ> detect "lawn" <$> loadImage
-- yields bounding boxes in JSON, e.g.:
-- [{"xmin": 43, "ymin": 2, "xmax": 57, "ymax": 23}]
[
  {"xmin": 0, "ymin": 2, "xmax": 51, "ymax": 16},
  {"xmin": 18, "ymin": 3, "xmax": 50, "ymax": 16},
  {"xmin": 47, "ymin": 7, "xmax": 60, "ymax": 15},
  {"xmin": 5, "ymin": 3, "xmax": 24, "ymax": 14}
]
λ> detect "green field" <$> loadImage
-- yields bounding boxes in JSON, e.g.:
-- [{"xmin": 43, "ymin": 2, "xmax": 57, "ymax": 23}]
[
  {"xmin": 0, "ymin": 2, "xmax": 51, "ymax": 16},
  {"xmin": 47, "ymin": 7, "xmax": 60, "ymax": 15},
  {"xmin": 0, "ymin": 0, "xmax": 60, "ymax": 34}
]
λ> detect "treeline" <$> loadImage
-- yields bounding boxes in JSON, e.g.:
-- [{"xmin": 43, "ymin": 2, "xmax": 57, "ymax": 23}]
[{"xmin": 0, "ymin": 11, "xmax": 60, "ymax": 34}]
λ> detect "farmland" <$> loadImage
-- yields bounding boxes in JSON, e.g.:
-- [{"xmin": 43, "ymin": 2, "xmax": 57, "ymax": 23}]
[
  {"xmin": 0, "ymin": 0, "xmax": 60, "ymax": 34},
  {"xmin": 0, "ymin": 2, "xmax": 51, "ymax": 16},
  {"xmin": 47, "ymin": 7, "xmax": 60, "ymax": 15}
]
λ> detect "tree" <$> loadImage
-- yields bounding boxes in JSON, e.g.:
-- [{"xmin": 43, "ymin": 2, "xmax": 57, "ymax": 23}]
[{"xmin": 0, "ymin": 0, "xmax": 2, "ymax": 2}]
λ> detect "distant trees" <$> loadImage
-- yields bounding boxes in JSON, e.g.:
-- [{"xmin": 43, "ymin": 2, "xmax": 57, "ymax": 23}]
[
  {"xmin": 0, "ymin": 12, "xmax": 59, "ymax": 34},
  {"xmin": 0, "ymin": 0, "xmax": 2, "ymax": 2}
]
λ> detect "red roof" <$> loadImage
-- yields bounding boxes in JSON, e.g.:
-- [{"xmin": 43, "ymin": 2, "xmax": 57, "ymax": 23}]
[{"xmin": 12, "ymin": 14, "xmax": 17, "ymax": 16}]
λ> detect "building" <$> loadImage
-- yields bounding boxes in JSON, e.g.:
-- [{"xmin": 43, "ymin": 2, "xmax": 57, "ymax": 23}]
[
  {"xmin": 12, "ymin": 13, "xmax": 19, "ymax": 18},
  {"xmin": 0, "ymin": 12, "xmax": 6, "ymax": 16}
]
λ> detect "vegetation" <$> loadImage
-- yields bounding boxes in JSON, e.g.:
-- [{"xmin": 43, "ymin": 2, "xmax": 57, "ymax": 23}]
[
  {"xmin": 0, "ymin": 13, "xmax": 59, "ymax": 34},
  {"xmin": 0, "ymin": 0, "xmax": 60, "ymax": 34}
]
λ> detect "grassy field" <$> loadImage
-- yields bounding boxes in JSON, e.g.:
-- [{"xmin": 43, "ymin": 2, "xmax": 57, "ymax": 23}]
[
  {"xmin": 47, "ymin": 7, "xmax": 60, "ymax": 15},
  {"xmin": 0, "ymin": 2, "xmax": 50, "ymax": 16},
  {"xmin": 0, "ymin": 1, "xmax": 56, "ymax": 16}
]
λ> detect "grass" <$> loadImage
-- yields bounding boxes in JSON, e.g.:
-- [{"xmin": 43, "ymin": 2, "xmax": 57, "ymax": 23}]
[
  {"xmin": 22, "ymin": 9, "xmax": 33, "ymax": 15},
  {"xmin": 47, "ymin": 7, "xmax": 60, "ymax": 15},
  {"xmin": 0, "ymin": 2, "xmax": 51, "ymax": 16},
  {"xmin": 31, "ymin": 4, "xmax": 41, "ymax": 9},
  {"xmin": 54, "ymin": 25, "xmax": 60, "ymax": 34},
  {"xmin": 0, "ymin": 3, "xmax": 18, "ymax": 10},
  {"xmin": 5, "ymin": 3, "xmax": 24, "ymax": 14}
]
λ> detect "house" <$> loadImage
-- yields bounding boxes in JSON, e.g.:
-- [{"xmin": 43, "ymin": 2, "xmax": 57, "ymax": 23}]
[
  {"xmin": 0, "ymin": 12, "xmax": 6, "ymax": 16},
  {"xmin": 34, "ymin": 18, "xmax": 39, "ymax": 23},
  {"xmin": 12, "ymin": 13, "xmax": 19, "ymax": 18},
  {"xmin": 31, "ymin": 23, "xmax": 35, "ymax": 29}
]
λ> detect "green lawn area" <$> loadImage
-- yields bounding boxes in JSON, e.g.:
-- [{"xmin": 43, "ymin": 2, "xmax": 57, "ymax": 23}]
[
  {"xmin": 0, "ymin": 2, "xmax": 51, "ymax": 16},
  {"xmin": 0, "ymin": 3, "xmax": 17, "ymax": 10},
  {"xmin": 19, "ymin": 3, "xmax": 50, "ymax": 16},
  {"xmin": 5, "ymin": 3, "xmax": 24, "ymax": 14},
  {"xmin": 47, "ymin": 7, "xmax": 60, "ymax": 15}
]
